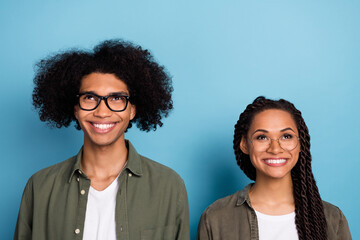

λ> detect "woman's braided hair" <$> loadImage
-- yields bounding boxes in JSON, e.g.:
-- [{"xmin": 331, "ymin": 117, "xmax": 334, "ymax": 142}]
[{"xmin": 233, "ymin": 96, "xmax": 327, "ymax": 240}]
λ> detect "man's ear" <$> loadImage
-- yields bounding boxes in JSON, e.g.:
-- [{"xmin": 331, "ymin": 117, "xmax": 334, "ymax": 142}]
[
  {"xmin": 74, "ymin": 106, "xmax": 79, "ymax": 120},
  {"xmin": 130, "ymin": 104, "xmax": 136, "ymax": 120},
  {"xmin": 240, "ymin": 136, "xmax": 249, "ymax": 154}
]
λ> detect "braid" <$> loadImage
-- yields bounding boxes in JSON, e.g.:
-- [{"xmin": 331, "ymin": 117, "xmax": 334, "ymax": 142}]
[
  {"xmin": 292, "ymin": 110, "xmax": 327, "ymax": 240},
  {"xmin": 233, "ymin": 96, "xmax": 327, "ymax": 240}
]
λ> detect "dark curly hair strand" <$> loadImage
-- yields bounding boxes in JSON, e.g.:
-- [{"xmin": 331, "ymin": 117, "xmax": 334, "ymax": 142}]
[
  {"xmin": 32, "ymin": 39, "xmax": 173, "ymax": 131},
  {"xmin": 233, "ymin": 96, "xmax": 327, "ymax": 240}
]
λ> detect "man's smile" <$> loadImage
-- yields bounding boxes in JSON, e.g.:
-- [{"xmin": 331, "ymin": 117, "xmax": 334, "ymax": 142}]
[{"xmin": 89, "ymin": 121, "xmax": 118, "ymax": 133}]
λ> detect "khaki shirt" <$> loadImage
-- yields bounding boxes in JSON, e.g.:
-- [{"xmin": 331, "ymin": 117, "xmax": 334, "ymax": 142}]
[
  {"xmin": 197, "ymin": 184, "xmax": 351, "ymax": 240},
  {"xmin": 14, "ymin": 140, "xmax": 190, "ymax": 240}
]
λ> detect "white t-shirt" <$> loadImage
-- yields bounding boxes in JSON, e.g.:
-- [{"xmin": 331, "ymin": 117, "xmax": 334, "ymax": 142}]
[
  {"xmin": 255, "ymin": 210, "xmax": 299, "ymax": 240},
  {"xmin": 83, "ymin": 175, "xmax": 120, "ymax": 240}
]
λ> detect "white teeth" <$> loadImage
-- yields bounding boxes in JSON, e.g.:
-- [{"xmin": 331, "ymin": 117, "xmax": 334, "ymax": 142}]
[
  {"xmin": 93, "ymin": 123, "xmax": 115, "ymax": 130},
  {"xmin": 265, "ymin": 159, "xmax": 286, "ymax": 164}
]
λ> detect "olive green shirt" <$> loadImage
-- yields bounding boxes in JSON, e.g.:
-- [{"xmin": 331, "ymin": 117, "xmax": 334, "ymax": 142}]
[
  {"xmin": 14, "ymin": 140, "xmax": 190, "ymax": 240},
  {"xmin": 197, "ymin": 184, "xmax": 351, "ymax": 240}
]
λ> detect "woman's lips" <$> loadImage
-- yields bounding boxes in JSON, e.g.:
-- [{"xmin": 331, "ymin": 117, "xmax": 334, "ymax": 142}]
[{"xmin": 263, "ymin": 158, "xmax": 288, "ymax": 167}]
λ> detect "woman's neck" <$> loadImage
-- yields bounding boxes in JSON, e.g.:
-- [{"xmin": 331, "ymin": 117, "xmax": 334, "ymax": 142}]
[{"xmin": 249, "ymin": 175, "xmax": 295, "ymax": 215}]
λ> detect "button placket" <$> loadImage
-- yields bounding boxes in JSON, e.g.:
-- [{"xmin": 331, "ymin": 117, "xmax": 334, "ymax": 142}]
[
  {"xmin": 74, "ymin": 170, "xmax": 90, "ymax": 239},
  {"xmin": 115, "ymin": 170, "xmax": 130, "ymax": 237},
  {"xmin": 78, "ymin": 171, "xmax": 86, "ymax": 196}
]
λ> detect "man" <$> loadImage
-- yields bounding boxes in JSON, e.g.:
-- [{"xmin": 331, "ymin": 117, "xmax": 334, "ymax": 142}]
[{"xmin": 15, "ymin": 40, "xmax": 190, "ymax": 240}]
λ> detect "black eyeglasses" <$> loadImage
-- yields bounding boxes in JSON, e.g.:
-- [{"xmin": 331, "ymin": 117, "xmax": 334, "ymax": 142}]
[{"xmin": 77, "ymin": 93, "xmax": 130, "ymax": 112}]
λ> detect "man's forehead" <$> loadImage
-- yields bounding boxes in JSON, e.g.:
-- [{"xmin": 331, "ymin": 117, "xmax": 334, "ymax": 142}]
[{"xmin": 79, "ymin": 72, "xmax": 129, "ymax": 94}]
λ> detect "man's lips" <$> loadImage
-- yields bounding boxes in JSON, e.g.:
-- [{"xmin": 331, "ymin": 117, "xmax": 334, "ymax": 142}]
[
  {"xmin": 89, "ymin": 122, "xmax": 117, "ymax": 133},
  {"xmin": 263, "ymin": 158, "xmax": 288, "ymax": 167}
]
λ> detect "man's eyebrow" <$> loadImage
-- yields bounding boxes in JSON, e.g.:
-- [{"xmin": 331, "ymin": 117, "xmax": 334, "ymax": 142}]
[
  {"xmin": 78, "ymin": 91, "xmax": 129, "ymax": 95},
  {"xmin": 109, "ymin": 91, "xmax": 129, "ymax": 95}
]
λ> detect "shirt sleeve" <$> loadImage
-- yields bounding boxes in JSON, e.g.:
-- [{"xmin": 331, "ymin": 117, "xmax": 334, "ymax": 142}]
[
  {"xmin": 14, "ymin": 177, "xmax": 34, "ymax": 240},
  {"xmin": 175, "ymin": 178, "xmax": 190, "ymax": 240},
  {"xmin": 197, "ymin": 210, "xmax": 211, "ymax": 240},
  {"xmin": 337, "ymin": 209, "xmax": 352, "ymax": 240}
]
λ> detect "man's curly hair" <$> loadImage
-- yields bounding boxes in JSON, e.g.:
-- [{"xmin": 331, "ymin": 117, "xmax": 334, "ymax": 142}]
[{"xmin": 32, "ymin": 39, "xmax": 173, "ymax": 131}]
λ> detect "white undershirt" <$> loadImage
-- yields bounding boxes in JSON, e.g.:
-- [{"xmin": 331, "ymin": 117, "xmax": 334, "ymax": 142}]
[
  {"xmin": 255, "ymin": 210, "xmax": 299, "ymax": 240},
  {"xmin": 83, "ymin": 175, "xmax": 120, "ymax": 240}
]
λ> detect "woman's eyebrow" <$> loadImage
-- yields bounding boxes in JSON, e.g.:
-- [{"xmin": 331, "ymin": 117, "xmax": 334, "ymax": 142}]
[
  {"xmin": 252, "ymin": 129, "xmax": 268, "ymax": 134},
  {"xmin": 251, "ymin": 128, "xmax": 296, "ymax": 135},
  {"xmin": 280, "ymin": 127, "xmax": 296, "ymax": 133}
]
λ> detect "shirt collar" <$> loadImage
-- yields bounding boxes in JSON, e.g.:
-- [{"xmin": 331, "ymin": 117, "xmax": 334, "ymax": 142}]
[
  {"xmin": 236, "ymin": 183, "xmax": 253, "ymax": 207},
  {"xmin": 68, "ymin": 139, "xmax": 143, "ymax": 183},
  {"xmin": 68, "ymin": 147, "xmax": 83, "ymax": 183},
  {"xmin": 124, "ymin": 140, "xmax": 143, "ymax": 176}
]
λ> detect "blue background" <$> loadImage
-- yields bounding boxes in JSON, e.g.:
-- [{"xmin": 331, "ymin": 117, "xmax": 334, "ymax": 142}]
[{"xmin": 1, "ymin": 0, "xmax": 359, "ymax": 239}]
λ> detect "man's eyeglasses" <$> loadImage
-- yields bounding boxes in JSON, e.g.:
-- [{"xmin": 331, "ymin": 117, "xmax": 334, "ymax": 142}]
[
  {"xmin": 77, "ymin": 93, "xmax": 130, "ymax": 112},
  {"xmin": 247, "ymin": 133, "xmax": 300, "ymax": 152}
]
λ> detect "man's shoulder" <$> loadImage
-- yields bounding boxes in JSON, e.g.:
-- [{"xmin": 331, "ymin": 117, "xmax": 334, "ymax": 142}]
[
  {"xmin": 30, "ymin": 155, "xmax": 77, "ymax": 183},
  {"xmin": 139, "ymin": 154, "xmax": 183, "ymax": 182},
  {"xmin": 127, "ymin": 140, "xmax": 184, "ymax": 184}
]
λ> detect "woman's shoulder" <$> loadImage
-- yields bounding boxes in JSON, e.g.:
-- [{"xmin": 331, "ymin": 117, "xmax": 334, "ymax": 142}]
[
  {"xmin": 204, "ymin": 192, "xmax": 239, "ymax": 213},
  {"xmin": 202, "ymin": 185, "xmax": 251, "ymax": 217},
  {"xmin": 197, "ymin": 185, "xmax": 253, "ymax": 240},
  {"xmin": 322, "ymin": 200, "xmax": 345, "ymax": 220},
  {"xmin": 322, "ymin": 200, "xmax": 352, "ymax": 239}
]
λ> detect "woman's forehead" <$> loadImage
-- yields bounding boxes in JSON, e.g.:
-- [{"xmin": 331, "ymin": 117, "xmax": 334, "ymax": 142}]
[{"xmin": 249, "ymin": 109, "xmax": 298, "ymax": 134}]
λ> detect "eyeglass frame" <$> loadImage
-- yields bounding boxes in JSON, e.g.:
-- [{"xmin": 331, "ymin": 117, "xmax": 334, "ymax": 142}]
[
  {"xmin": 76, "ymin": 92, "xmax": 130, "ymax": 112},
  {"xmin": 247, "ymin": 134, "xmax": 300, "ymax": 152}
]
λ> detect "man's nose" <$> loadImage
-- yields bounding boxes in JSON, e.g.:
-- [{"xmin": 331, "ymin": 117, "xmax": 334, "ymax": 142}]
[{"xmin": 93, "ymin": 99, "xmax": 112, "ymax": 117}]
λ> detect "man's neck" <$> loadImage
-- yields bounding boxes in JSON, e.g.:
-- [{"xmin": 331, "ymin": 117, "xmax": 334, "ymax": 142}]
[{"xmin": 81, "ymin": 138, "xmax": 128, "ymax": 184}]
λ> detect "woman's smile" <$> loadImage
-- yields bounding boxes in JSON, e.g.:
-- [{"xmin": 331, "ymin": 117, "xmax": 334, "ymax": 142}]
[{"xmin": 262, "ymin": 158, "xmax": 288, "ymax": 166}]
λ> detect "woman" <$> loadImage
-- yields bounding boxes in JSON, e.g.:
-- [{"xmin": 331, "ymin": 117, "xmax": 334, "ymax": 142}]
[{"xmin": 197, "ymin": 96, "xmax": 351, "ymax": 240}]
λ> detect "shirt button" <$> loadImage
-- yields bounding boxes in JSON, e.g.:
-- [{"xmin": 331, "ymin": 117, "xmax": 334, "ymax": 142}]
[
  {"xmin": 78, "ymin": 170, "xmax": 82, "ymax": 174},
  {"xmin": 128, "ymin": 173, "xmax": 132, "ymax": 177},
  {"xmin": 76, "ymin": 178, "xmax": 80, "ymax": 182},
  {"xmin": 75, "ymin": 229, "xmax": 80, "ymax": 234},
  {"xmin": 120, "ymin": 226, "xmax": 123, "ymax": 231},
  {"xmin": 80, "ymin": 190, "xmax": 86, "ymax": 195}
]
